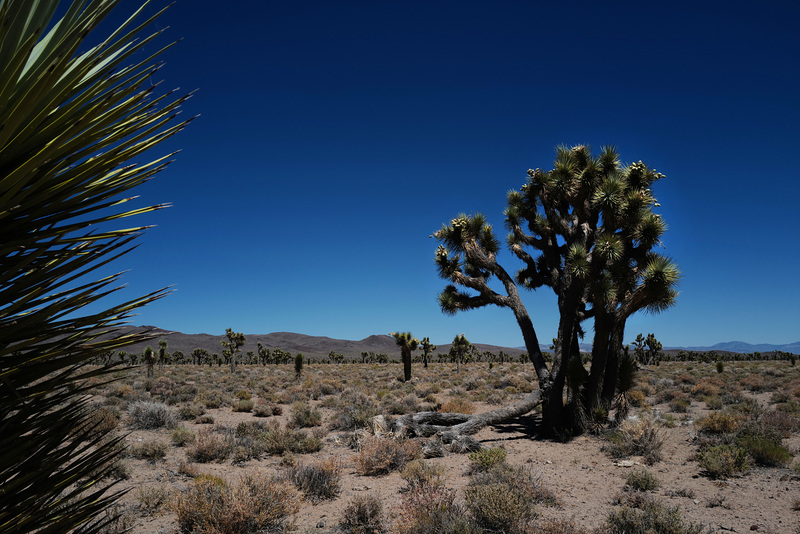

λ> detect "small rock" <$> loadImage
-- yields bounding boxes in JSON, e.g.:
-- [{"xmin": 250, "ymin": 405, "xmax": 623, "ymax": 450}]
[
  {"xmin": 693, "ymin": 499, "xmax": 700, "ymax": 504},
  {"xmin": 750, "ymin": 525, "xmax": 758, "ymax": 531},
  {"xmin": 316, "ymin": 521, "xmax": 325, "ymax": 528}
]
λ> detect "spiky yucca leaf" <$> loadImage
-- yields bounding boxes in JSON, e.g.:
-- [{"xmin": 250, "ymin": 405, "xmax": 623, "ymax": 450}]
[{"xmin": 0, "ymin": 1, "xmax": 191, "ymax": 532}]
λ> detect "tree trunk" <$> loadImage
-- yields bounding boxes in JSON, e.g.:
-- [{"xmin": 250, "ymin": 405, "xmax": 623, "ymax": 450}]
[
  {"xmin": 230, "ymin": 355, "xmax": 237, "ymax": 373},
  {"xmin": 402, "ymin": 347, "xmax": 411, "ymax": 382},
  {"xmin": 584, "ymin": 310, "xmax": 612, "ymax": 411},
  {"xmin": 601, "ymin": 317, "xmax": 626, "ymax": 407}
]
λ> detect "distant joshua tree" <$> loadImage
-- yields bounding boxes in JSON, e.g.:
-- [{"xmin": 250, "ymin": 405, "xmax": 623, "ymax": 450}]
[
  {"xmin": 419, "ymin": 337, "xmax": 437, "ymax": 369},
  {"xmin": 221, "ymin": 328, "xmax": 246, "ymax": 372},
  {"xmin": 143, "ymin": 346, "xmax": 156, "ymax": 379},
  {"xmin": 391, "ymin": 332, "xmax": 419, "ymax": 381},
  {"xmin": 450, "ymin": 334, "xmax": 471, "ymax": 374}
]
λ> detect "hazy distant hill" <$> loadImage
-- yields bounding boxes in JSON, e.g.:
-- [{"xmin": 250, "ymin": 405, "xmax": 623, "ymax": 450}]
[
  {"xmin": 113, "ymin": 327, "xmax": 529, "ymax": 361},
  {"xmin": 666, "ymin": 341, "xmax": 800, "ymax": 354}
]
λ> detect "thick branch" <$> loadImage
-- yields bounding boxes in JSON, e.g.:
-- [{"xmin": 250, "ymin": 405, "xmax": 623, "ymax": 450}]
[{"xmin": 393, "ymin": 389, "xmax": 543, "ymax": 441}]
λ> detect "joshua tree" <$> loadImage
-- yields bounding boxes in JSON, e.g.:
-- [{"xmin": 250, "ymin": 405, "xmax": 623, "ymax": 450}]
[
  {"xmin": 221, "ymin": 328, "xmax": 246, "ymax": 372},
  {"xmin": 449, "ymin": 334, "xmax": 470, "ymax": 374},
  {"xmin": 391, "ymin": 332, "xmax": 419, "ymax": 381},
  {"xmin": 295, "ymin": 353, "xmax": 304, "ymax": 378},
  {"xmin": 419, "ymin": 337, "xmax": 437, "ymax": 368},
  {"xmin": 143, "ymin": 346, "xmax": 156, "ymax": 379},
  {"xmin": 192, "ymin": 348, "xmax": 209, "ymax": 366},
  {"xmin": 0, "ymin": 1, "xmax": 190, "ymax": 530},
  {"xmin": 398, "ymin": 146, "xmax": 679, "ymax": 438},
  {"xmin": 158, "ymin": 339, "xmax": 169, "ymax": 370},
  {"xmin": 633, "ymin": 333, "xmax": 663, "ymax": 366}
]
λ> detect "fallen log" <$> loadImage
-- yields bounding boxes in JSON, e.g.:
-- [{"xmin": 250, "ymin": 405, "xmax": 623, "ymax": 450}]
[{"xmin": 393, "ymin": 389, "xmax": 543, "ymax": 442}]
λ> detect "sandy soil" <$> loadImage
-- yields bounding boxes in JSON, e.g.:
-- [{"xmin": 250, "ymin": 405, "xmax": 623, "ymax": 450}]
[{"xmin": 117, "ymin": 393, "xmax": 800, "ymax": 534}]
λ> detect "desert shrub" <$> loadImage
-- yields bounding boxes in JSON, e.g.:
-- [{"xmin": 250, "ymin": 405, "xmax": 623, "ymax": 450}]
[
  {"xmin": 331, "ymin": 391, "xmax": 381, "ymax": 430},
  {"xmin": 393, "ymin": 484, "xmax": 481, "ymax": 534},
  {"xmin": 136, "ymin": 484, "xmax": 171, "ymax": 515},
  {"xmin": 737, "ymin": 434, "xmax": 792, "ymax": 467},
  {"xmin": 179, "ymin": 403, "xmax": 206, "ymax": 420},
  {"xmin": 471, "ymin": 463, "xmax": 559, "ymax": 507},
  {"xmin": 113, "ymin": 384, "xmax": 136, "ymax": 398},
  {"xmin": 355, "ymin": 436, "xmax": 421, "ymax": 476},
  {"xmin": 127, "ymin": 401, "xmax": 177, "ymax": 429},
  {"xmin": 739, "ymin": 374, "xmax": 770, "ymax": 392},
  {"xmin": 289, "ymin": 458, "xmax": 342, "ymax": 502},
  {"xmin": 170, "ymin": 427, "xmax": 196, "ymax": 447},
  {"xmin": 236, "ymin": 420, "xmax": 270, "ymax": 438},
  {"xmin": 438, "ymin": 398, "xmax": 476, "ymax": 414},
  {"xmin": 604, "ymin": 495, "xmax": 706, "ymax": 534},
  {"xmin": 691, "ymin": 378, "xmax": 723, "ymax": 398},
  {"xmin": 171, "ymin": 473, "xmax": 301, "ymax": 534},
  {"xmin": 758, "ymin": 410, "xmax": 800, "ymax": 437},
  {"xmin": 339, "ymin": 494, "xmax": 385, "ymax": 534},
  {"xmin": 627, "ymin": 390, "xmax": 647, "ymax": 407},
  {"xmin": 695, "ymin": 412, "xmax": 744, "ymax": 434},
  {"xmin": 127, "ymin": 440, "xmax": 168, "ymax": 462},
  {"xmin": 187, "ymin": 428, "xmax": 233, "ymax": 463},
  {"xmin": 290, "ymin": 401, "xmax": 322, "ymax": 428},
  {"xmin": 624, "ymin": 468, "xmax": 661, "ymax": 492},
  {"xmin": 468, "ymin": 447, "xmax": 507, "ymax": 471},
  {"xmin": 464, "ymin": 466, "xmax": 541, "ymax": 534},
  {"xmin": 704, "ymin": 396, "xmax": 723, "ymax": 410},
  {"xmin": 262, "ymin": 425, "xmax": 323, "ymax": 455},
  {"xmin": 196, "ymin": 414, "xmax": 215, "ymax": 424},
  {"xmin": 233, "ymin": 399, "xmax": 254, "ymax": 412},
  {"xmin": 532, "ymin": 517, "xmax": 592, "ymax": 534},
  {"xmin": 400, "ymin": 459, "xmax": 446, "ymax": 491},
  {"xmin": 668, "ymin": 395, "xmax": 690, "ymax": 414},
  {"xmin": 195, "ymin": 390, "xmax": 224, "ymax": 409},
  {"xmin": 605, "ymin": 416, "xmax": 665, "ymax": 465},
  {"xmin": 149, "ymin": 377, "xmax": 177, "ymax": 401},
  {"xmin": 697, "ymin": 444, "xmax": 749, "ymax": 478},
  {"xmin": 86, "ymin": 406, "xmax": 121, "ymax": 437},
  {"xmin": 253, "ymin": 403, "xmax": 274, "ymax": 417},
  {"xmin": 235, "ymin": 390, "xmax": 252, "ymax": 400}
]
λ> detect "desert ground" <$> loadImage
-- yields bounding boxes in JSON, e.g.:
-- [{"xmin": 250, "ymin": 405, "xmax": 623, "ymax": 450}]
[{"xmin": 86, "ymin": 358, "xmax": 800, "ymax": 533}]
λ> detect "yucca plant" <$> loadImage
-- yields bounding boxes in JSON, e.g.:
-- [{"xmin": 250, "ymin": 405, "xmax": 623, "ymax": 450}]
[{"xmin": 0, "ymin": 1, "xmax": 191, "ymax": 532}]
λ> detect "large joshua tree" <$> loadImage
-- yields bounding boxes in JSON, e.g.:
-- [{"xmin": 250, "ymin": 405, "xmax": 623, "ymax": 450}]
[
  {"xmin": 0, "ymin": 1, "xmax": 190, "ymax": 532},
  {"xmin": 396, "ymin": 146, "xmax": 679, "ymax": 438}
]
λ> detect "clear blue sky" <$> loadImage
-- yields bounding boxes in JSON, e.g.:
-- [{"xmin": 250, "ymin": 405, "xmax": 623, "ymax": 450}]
[{"xmin": 98, "ymin": 1, "xmax": 799, "ymax": 348}]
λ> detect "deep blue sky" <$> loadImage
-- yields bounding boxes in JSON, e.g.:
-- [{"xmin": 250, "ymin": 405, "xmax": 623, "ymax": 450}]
[{"xmin": 96, "ymin": 1, "xmax": 799, "ymax": 347}]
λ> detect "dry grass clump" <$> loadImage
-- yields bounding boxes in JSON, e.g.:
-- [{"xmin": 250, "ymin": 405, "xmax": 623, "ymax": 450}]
[
  {"xmin": 330, "ymin": 390, "xmax": 381, "ymax": 430},
  {"xmin": 354, "ymin": 436, "xmax": 421, "ymax": 476},
  {"xmin": 171, "ymin": 473, "xmax": 300, "ymax": 534},
  {"xmin": 468, "ymin": 447, "xmax": 507, "ymax": 472},
  {"xmin": 400, "ymin": 459, "xmax": 446, "ymax": 491},
  {"xmin": 290, "ymin": 401, "xmax": 322, "ymax": 428},
  {"xmin": 261, "ymin": 423, "xmax": 323, "ymax": 455},
  {"xmin": 695, "ymin": 412, "xmax": 745, "ymax": 434},
  {"xmin": 624, "ymin": 468, "xmax": 661, "ymax": 492},
  {"xmin": 135, "ymin": 484, "xmax": 172, "ymax": 515},
  {"xmin": 170, "ymin": 426, "xmax": 196, "ymax": 447},
  {"xmin": 288, "ymin": 458, "xmax": 342, "ymax": 502},
  {"xmin": 85, "ymin": 406, "xmax": 121, "ymax": 437},
  {"xmin": 339, "ymin": 494, "xmax": 385, "ymax": 534},
  {"xmin": 697, "ymin": 444, "xmax": 749, "ymax": 479},
  {"xmin": 438, "ymin": 397, "xmax": 476, "ymax": 414},
  {"xmin": 605, "ymin": 416, "xmax": 665, "ymax": 465},
  {"xmin": 127, "ymin": 440, "xmax": 168, "ymax": 462},
  {"xmin": 392, "ymin": 484, "xmax": 480, "ymax": 534},
  {"xmin": 127, "ymin": 400, "xmax": 177, "ymax": 429},
  {"xmin": 187, "ymin": 428, "xmax": 233, "ymax": 463}
]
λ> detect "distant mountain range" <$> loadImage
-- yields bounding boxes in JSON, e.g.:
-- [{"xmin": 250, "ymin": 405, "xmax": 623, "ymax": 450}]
[{"xmin": 113, "ymin": 327, "xmax": 799, "ymax": 358}]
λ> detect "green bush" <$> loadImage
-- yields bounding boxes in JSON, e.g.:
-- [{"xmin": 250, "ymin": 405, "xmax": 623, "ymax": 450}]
[
  {"xmin": 468, "ymin": 447, "xmax": 507, "ymax": 471},
  {"xmin": 697, "ymin": 444, "xmax": 749, "ymax": 479},
  {"xmin": 604, "ymin": 496, "xmax": 706, "ymax": 534},
  {"xmin": 290, "ymin": 401, "xmax": 322, "ymax": 428},
  {"xmin": 233, "ymin": 399, "xmax": 254, "ymax": 412},
  {"xmin": 624, "ymin": 468, "xmax": 661, "ymax": 492},
  {"xmin": 738, "ymin": 434, "xmax": 792, "ymax": 467},
  {"xmin": 170, "ymin": 427, "xmax": 196, "ymax": 447},
  {"xmin": 394, "ymin": 484, "xmax": 482, "ymax": 534},
  {"xmin": 464, "ymin": 482, "xmax": 535, "ymax": 533},
  {"xmin": 261, "ymin": 425, "xmax": 322, "ymax": 455}
]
